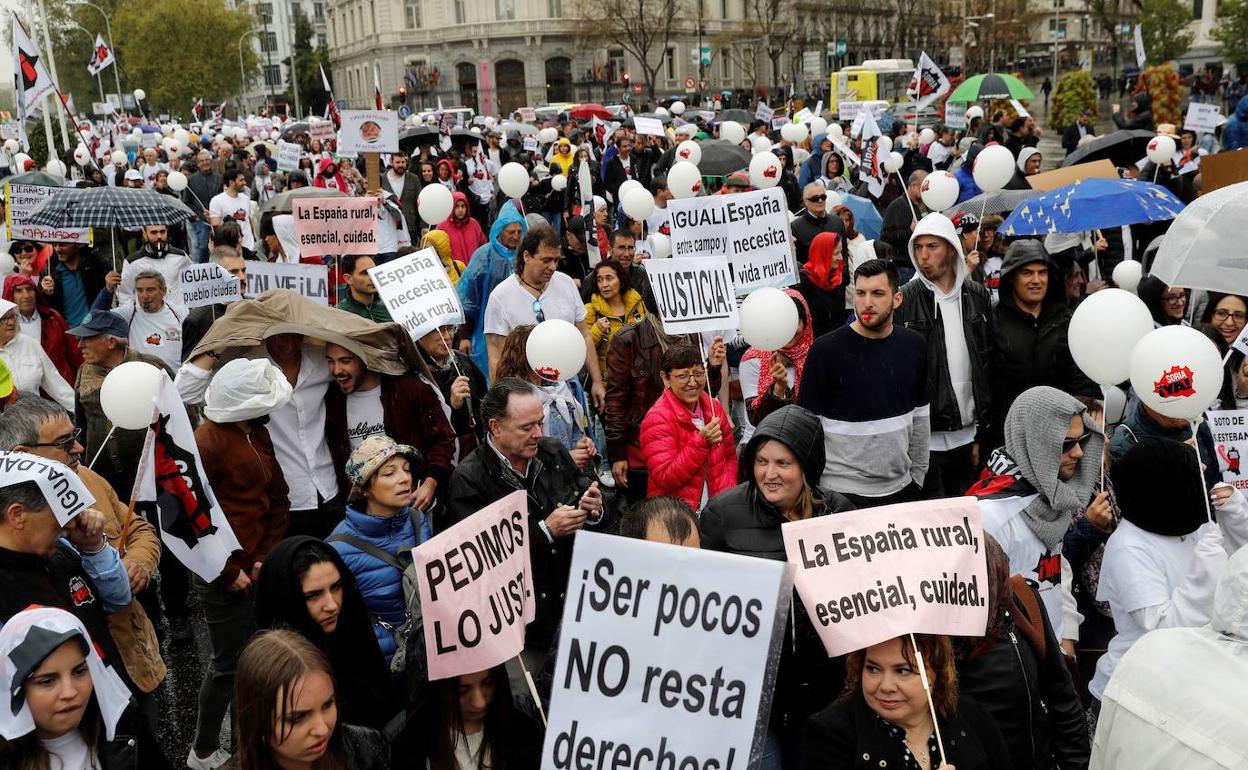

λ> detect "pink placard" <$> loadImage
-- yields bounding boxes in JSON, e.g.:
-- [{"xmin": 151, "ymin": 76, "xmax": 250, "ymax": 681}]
[
  {"xmin": 413, "ymin": 490, "xmax": 535, "ymax": 680},
  {"xmin": 781, "ymin": 497, "xmax": 990, "ymax": 657},
  {"xmin": 292, "ymin": 197, "xmax": 379, "ymax": 257}
]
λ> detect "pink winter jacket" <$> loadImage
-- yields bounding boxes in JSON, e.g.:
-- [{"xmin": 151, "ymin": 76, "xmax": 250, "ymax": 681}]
[{"xmin": 640, "ymin": 388, "xmax": 738, "ymax": 512}]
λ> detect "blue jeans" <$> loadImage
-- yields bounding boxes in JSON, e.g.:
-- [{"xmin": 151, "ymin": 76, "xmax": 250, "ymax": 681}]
[{"xmin": 189, "ymin": 220, "xmax": 212, "ymax": 263}]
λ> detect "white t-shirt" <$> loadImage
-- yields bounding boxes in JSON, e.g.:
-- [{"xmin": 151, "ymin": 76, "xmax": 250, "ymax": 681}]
[
  {"xmin": 254, "ymin": 173, "xmax": 277, "ymax": 203},
  {"xmin": 484, "ymin": 272, "xmax": 587, "ymax": 337},
  {"xmin": 346, "ymin": 387, "xmax": 386, "ymax": 449},
  {"xmin": 41, "ymin": 729, "xmax": 100, "ymax": 770},
  {"xmin": 1090, "ymin": 520, "xmax": 1198, "ymax": 699},
  {"xmin": 209, "ymin": 191, "xmax": 256, "ymax": 251},
  {"xmin": 979, "ymin": 493, "xmax": 1066, "ymax": 639},
  {"xmin": 116, "ymin": 301, "xmax": 185, "ymax": 371},
  {"xmin": 18, "ymin": 311, "xmax": 41, "ymax": 342},
  {"xmin": 387, "ymin": 171, "xmax": 405, "ymax": 200},
  {"xmin": 737, "ymin": 355, "xmax": 795, "ymax": 445},
  {"xmin": 141, "ymin": 161, "xmax": 168, "ymax": 189},
  {"xmin": 646, "ymin": 206, "xmax": 670, "ymax": 236}
]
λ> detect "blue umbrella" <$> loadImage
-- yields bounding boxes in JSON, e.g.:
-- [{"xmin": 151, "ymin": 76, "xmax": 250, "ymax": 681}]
[
  {"xmin": 838, "ymin": 194, "xmax": 884, "ymax": 240},
  {"xmin": 1000, "ymin": 178, "xmax": 1185, "ymax": 236}
]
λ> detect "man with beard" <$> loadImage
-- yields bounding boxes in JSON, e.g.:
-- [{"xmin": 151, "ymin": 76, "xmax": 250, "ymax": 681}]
[
  {"xmin": 117, "ymin": 224, "xmax": 192, "ymax": 304},
  {"xmin": 796, "ymin": 259, "xmax": 930, "ymax": 508}
]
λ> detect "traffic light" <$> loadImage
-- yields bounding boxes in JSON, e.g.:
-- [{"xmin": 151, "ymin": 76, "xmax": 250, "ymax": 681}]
[
  {"xmin": 398, "ymin": 85, "xmax": 407, "ymax": 102},
  {"xmin": 622, "ymin": 72, "xmax": 631, "ymax": 86}
]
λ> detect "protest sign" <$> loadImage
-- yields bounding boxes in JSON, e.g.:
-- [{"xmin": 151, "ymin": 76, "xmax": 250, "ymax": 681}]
[
  {"xmin": 309, "ymin": 120, "xmax": 335, "ymax": 142},
  {"xmin": 642, "ymin": 255, "xmax": 739, "ymax": 335},
  {"xmin": 782, "ymin": 497, "xmax": 990, "ymax": 657},
  {"xmin": 542, "ymin": 531, "xmax": 792, "ymax": 770},
  {"xmin": 275, "ymin": 140, "xmax": 302, "ymax": 172},
  {"xmin": 1027, "ymin": 159, "xmax": 1118, "ymax": 191},
  {"xmin": 1201, "ymin": 147, "xmax": 1248, "ymax": 192},
  {"xmin": 292, "ymin": 197, "xmax": 380, "ymax": 257},
  {"xmin": 1184, "ymin": 102, "xmax": 1223, "ymax": 134},
  {"xmin": 794, "ymin": 107, "xmax": 813, "ymax": 123},
  {"xmin": 770, "ymin": 115, "xmax": 790, "ymax": 131},
  {"xmin": 755, "ymin": 102, "xmax": 774, "ymax": 122},
  {"xmin": 1009, "ymin": 99, "xmax": 1031, "ymax": 119},
  {"xmin": 368, "ymin": 246, "xmax": 464, "ymax": 339},
  {"xmin": 633, "ymin": 116, "xmax": 665, "ymax": 137},
  {"xmin": 1210, "ymin": 410, "xmax": 1248, "ymax": 491},
  {"xmin": 413, "ymin": 490, "xmax": 534, "ymax": 680},
  {"xmin": 0, "ymin": 452, "xmax": 94, "ymax": 525},
  {"xmin": 178, "ymin": 263, "xmax": 242, "ymax": 309},
  {"xmin": 244, "ymin": 261, "xmax": 329, "ymax": 305},
  {"xmin": 944, "ymin": 102, "xmax": 967, "ymax": 129},
  {"xmin": 5, "ymin": 183, "xmax": 92, "ymax": 244},
  {"xmin": 338, "ymin": 109, "xmax": 399, "ymax": 154},
  {"xmin": 665, "ymin": 186, "xmax": 794, "ymax": 296},
  {"xmin": 522, "ymin": 135, "xmax": 539, "ymax": 153}
]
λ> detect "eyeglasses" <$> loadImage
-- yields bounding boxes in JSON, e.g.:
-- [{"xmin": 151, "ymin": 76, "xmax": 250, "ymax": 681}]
[
  {"xmin": 1061, "ymin": 431, "xmax": 1092, "ymax": 454},
  {"xmin": 27, "ymin": 428, "xmax": 82, "ymax": 452},
  {"xmin": 1213, "ymin": 309, "xmax": 1247, "ymax": 323},
  {"xmin": 531, "ymin": 299, "xmax": 546, "ymax": 323},
  {"xmin": 805, "ymin": 195, "xmax": 827, "ymax": 202},
  {"xmin": 669, "ymin": 369, "xmax": 706, "ymax": 384},
  {"xmin": 1163, "ymin": 294, "xmax": 1188, "ymax": 305}
]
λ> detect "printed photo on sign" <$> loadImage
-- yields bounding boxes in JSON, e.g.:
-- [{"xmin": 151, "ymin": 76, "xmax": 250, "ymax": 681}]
[
  {"xmin": 542, "ymin": 532, "xmax": 793, "ymax": 770},
  {"xmin": 368, "ymin": 246, "xmax": 464, "ymax": 340},
  {"xmin": 0, "ymin": 452, "xmax": 94, "ymax": 525},
  {"xmin": 782, "ymin": 497, "xmax": 990, "ymax": 657},
  {"xmin": 643, "ymin": 255, "xmax": 739, "ymax": 335},
  {"xmin": 1210, "ymin": 409, "xmax": 1248, "ymax": 491},
  {"xmin": 665, "ymin": 187, "xmax": 795, "ymax": 296},
  {"xmin": 245, "ymin": 261, "xmax": 330, "ymax": 305},
  {"xmin": 338, "ymin": 110, "xmax": 399, "ymax": 154}
]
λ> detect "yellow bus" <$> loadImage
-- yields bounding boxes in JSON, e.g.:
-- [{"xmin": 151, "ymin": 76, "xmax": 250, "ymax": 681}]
[{"xmin": 828, "ymin": 59, "xmax": 916, "ymax": 113}]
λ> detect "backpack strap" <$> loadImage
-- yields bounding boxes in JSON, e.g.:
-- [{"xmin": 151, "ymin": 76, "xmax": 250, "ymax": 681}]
[
  {"xmin": 326, "ymin": 533, "xmax": 406, "ymax": 574},
  {"xmin": 1008, "ymin": 574, "xmax": 1048, "ymax": 661}
]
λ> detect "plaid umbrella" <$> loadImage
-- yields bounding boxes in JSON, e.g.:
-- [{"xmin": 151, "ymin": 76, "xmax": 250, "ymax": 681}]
[
  {"xmin": 26, "ymin": 186, "xmax": 195, "ymax": 229},
  {"xmin": 944, "ymin": 188, "xmax": 1043, "ymax": 217}
]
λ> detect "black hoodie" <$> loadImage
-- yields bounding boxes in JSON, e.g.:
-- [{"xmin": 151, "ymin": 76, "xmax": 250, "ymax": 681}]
[{"xmin": 1113, "ymin": 92, "xmax": 1155, "ymax": 132}]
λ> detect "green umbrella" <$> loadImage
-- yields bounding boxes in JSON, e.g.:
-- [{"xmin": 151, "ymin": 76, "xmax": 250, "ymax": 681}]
[{"xmin": 949, "ymin": 73, "xmax": 1036, "ymax": 102}]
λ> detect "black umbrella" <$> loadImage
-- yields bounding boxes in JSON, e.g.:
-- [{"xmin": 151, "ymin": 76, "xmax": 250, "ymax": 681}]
[
  {"xmin": 1061, "ymin": 129, "xmax": 1155, "ymax": 168},
  {"xmin": 280, "ymin": 121, "xmax": 311, "ymax": 140},
  {"xmin": 718, "ymin": 109, "xmax": 752, "ymax": 124},
  {"xmin": 260, "ymin": 186, "xmax": 347, "ymax": 214},
  {"xmin": 27, "ymin": 186, "xmax": 195, "ymax": 228},
  {"xmin": 399, "ymin": 125, "xmax": 440, "ymax": 153},
  {"xmin": 696, "ymin": 139, "xmax": 752, "ymax": 176}
]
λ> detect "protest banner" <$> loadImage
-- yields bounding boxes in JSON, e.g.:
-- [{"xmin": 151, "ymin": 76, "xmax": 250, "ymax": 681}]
[
  {"xmin": 338, "ymin": 109, "xmax": 399, "ymax": 154},
  {"xmin": 413, "ymin": 490, "xmax": 534, "ymax": 680},
  {"xmin": 1184, "ymin": 103, "xmax": 1222, "ymax": 134},
  {"xmin": 542, "ymin": 531, "xmax": 792, "ymax": 770},
  {"xmin": 665, "ymin": 186, "xmax": 794, "ymax": 296},
  {"xmin": 1210, "ymin": 409, "xmax": 1248, "ymax": 491},
  {"xmin": 309, "ymin": 120, "xmax": 335, "ymax": 142},
  {"xmin": 770, "ymin": 115, "xmax": 790, "ymax": 131},
  {"xmin": 178, "ymin": 263, "xmax": 242, "ymax": 309},
  {"xmin": 754, "ymin": 102, "xmax": 774, "ymax": 122},
  {"xmin": 642, "ymin": 255, "xmax": 739, "ymax": 335},
  {"xmin": 275, "ymin": 140, "xmax": 302, "ymax": 172},
  {"xmin": 244, "ymin": 261, "xmax": 330, "ymax": 305},
  {"xmin": 292, "ymin": 197, "xmax": 379, "ymax": 257},
  {"xmin": 367, "ymin": 246, "xmax": 464, "ymax": 339},
  {"xmin": 5, "ymin": 183, "xmax": 92, "ymax": 244},
  {"xmin": 0, "ymin": 452, "xmax": 93, "ymax": 525},
  {"xmin": 1009, "ymin": 99, "xmax": 1031, "ymax": 119},
  {"xmin": 633, "ymin": 116, "xmax": 665, "ymax": 137},
  {"xmin": 781, "ymin": 497, "xmax": 990, "ymax": 657}
]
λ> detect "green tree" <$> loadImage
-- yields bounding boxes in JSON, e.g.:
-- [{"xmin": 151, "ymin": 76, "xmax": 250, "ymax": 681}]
[
  {"xmin": 1050, "ymin": 70, "xmax": 1098, "ymax": 130},
  {"xmin": 111, "ymin": 0, "xmax": 259, "ymax": 116},
  {"xmin": 1212, "ymin": 0, "xmax": 1248, "ymax": 65},
  {"xmin": 282, "ymin": 8, "xmax": 330, "ymax": 117},
  {"xmin": 1138, "ymin": 0, "xmax": 1194, "ymax": 65}
]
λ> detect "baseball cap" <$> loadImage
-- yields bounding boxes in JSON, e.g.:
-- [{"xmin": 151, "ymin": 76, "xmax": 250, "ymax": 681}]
[
  {"xmin": 123, "ymin": 169, "xmax": 142, "ymax": 182},
  {"xmin": 951, "ymin": 211, "xmax": 980, "ymax": 235},
  {"xmin": 67, "ymin": 311, "xmax": 130, "ymax": 339},
  {"xmin": 725, "ymin": 170, "xmax": 751, "ymax": 189}
]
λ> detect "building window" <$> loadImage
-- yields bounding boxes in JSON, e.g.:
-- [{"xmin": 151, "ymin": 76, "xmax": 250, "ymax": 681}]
[
  {"xmin": 608, "ymin": 48, "xmax": 625, "ymax": 82},
  {"xmin": 720, "ymin": 48, "xmax": 730, "ymax": 79},
  {"xmin": 317, "ymin": 33, "xmax": 326, "ymax": 47},
  {"xmin": 454, "ymin": 0, "xmax": 465, "ymax": 22},
  {"xmin": 497, "ymin": 0, "xmax": 515, "ymax": 19},
  {"xmin": 1193, "ymin": 0, "xmax": 1203, "ymax": 18},
  {"xmin": 548, "ymin": 0, "xmax": 562, "ymax": 17},
  {"xmin": 313, "ymin": 2, "xmax": 324, "ymax": 20},
  {"xmin": 256, "ymin": 2, "xmax": 272, "ymax": 22},
  {"xmin": 720, "ymin": 0, "xmax": 728, "ymax": 18},
  {"xmin": 405, "ymin": 0, "xmax": 421, "ymax": 27},
  {"xmin": 260, "ymin": 31, "xmax": 277, "ymax": 52},
  {"xmin": 264, "ymin": 64, "xmax": 282, "ymax": 86},
  {"xmin": 665, "ymin": 47, "xmax": 675, "ymax": 80}
]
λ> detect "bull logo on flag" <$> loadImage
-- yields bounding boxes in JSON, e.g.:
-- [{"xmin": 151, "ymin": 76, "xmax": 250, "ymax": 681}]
[
  {"xmin": 18, "ymin": 49, "xmax": 39, "ymax": 92},
  {"xmin": 151, "ymin": 413, "xmax": 217, "ymax": 549},
  {"xmin": 94, "ymin": 44, "xmax": 108, "ymax": 65}
]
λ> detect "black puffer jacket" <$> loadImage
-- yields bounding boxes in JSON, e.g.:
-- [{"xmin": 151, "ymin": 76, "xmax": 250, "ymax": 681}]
[
  {"xmin": 790, "ymin": 209, "xmax": 847, "ymax": 264},
  {"xmin": 700, "ymin": 406, "xmax": 854, "ymax": 742},
  {"xmin": 957, "ymin": 584, "xmax": 1090, "ymax": 770}
]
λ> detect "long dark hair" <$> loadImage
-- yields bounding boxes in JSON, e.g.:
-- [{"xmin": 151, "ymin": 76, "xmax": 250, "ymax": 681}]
[
  {"xmin": 235, "ymin": 630, "xmax": 348, "ymax": 770},
  {"xmin": 422, "ymin": 664, "xmax": 517, "ymax": 770}
]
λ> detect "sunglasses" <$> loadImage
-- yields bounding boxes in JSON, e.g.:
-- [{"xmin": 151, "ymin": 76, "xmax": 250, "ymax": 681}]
[
  {"xmin": 531, "ymin": 299, "xmax": 545, "ymax": 323},
  {"xmin": 1061, "ymin": 432, "xmax": 1092, "ymax": 454},
  {"xmin": 805, "ymin": 194, "xmax": 827, "ymax": 202}
]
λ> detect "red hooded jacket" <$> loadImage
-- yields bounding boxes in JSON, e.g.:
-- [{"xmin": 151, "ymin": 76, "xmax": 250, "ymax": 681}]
[
  {"xmin": 2, "ymin": 274, "xmax": 82, "ymax": 382},
  {"xmin": 437, "ymin": 191, "xmax": 487, "ymax": 264},
  {"xmin": 640, "ymin": 388, "xmax": 738, "ymax": 511},
  {"xmin": 312, "ymin": 158, "xmax": 350, "ymax": 193}
]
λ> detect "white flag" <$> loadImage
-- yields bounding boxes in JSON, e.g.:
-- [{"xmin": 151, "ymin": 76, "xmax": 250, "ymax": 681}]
[
  {"xmin": 857, "ymin": 111, "xmax": 885, "ymax": 197},
  {"xmin": 11, "ymin": 13, "xmax": 57, "ymax": 113},
  {"xmin": 907, "ymin": 52, "xmax": 951, "ymax": 112},
  {"xmin": 86, "ymin": 34, "xmax": 113, "ymax": 76}
]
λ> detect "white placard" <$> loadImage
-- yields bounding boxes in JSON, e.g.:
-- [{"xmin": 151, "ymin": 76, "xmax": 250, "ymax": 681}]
[
  {"xmin": 642, "ymin": 255, "xmax": 739, "ymax": 335},
  {"xmin": 0, "ymin": 452, "xmax": 94, "ymax": 525},
  {"xmin": 275, "ymin": 140, "xmax": 302, "ymax": 172},
  {"xmin": 1134, "ymin": 24, "xmax": 1147, "ymax": 69},
  {"xmin": 944, "ymin": 102, "xmax": 968, "ymax": 130},
  {"xmin": 244, "ymin": 261, "xmax": 330, "ymax": 305},
  {"xmin": 770, "ymin": 116, "xmax": 790, "ymax": 131},
  {"xmin": 794, "ymin": 107, "xmax": 813, "ymax": 123},
  {"xmin": 1210, "ymin": 409, "xmax": 1248, "ymax": 492},
  {"xmin": 1009, "ymin": 99, "xmax": 1031, "ymax": 119},
  {"xmin": 542, "ymin": 532, "xmax": 792, "ymax": 770},
  {"xmin": 1184, "ymin": 102, "xmax": 1222, "ymax": 134},
  {"xmin": 367, "ymin": 246, "xmax": 464, "ymax": 339},
  {"xmin": 178, "ymin": 263, "xmax": 242, "ymax": 309},
  {"xmin": 755, "ymin": 102, "xmax": 775, "ymax": 122},
  {"xmin": 633, "ymin": 116, "xmax": 665, "ymax": 137},
  {"xmin": 309, "ymin": 121, "xmax": 335, "ymax": 142},
  {"xmin": 665, "ymin": 186, "xmax": 795, "ymax": 296},
  {"xmin": 5, "ymin": 183, "xmax": 92, "ymax": 245},
  {"xmin": 338, "ymin": 110, "xmax": 399, "ymax": 155}
]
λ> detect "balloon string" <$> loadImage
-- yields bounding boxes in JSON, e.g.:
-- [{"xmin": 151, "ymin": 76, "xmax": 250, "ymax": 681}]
[{"xmin": 88, "ymin": 426, "xmax": 117, "ymax": 470}]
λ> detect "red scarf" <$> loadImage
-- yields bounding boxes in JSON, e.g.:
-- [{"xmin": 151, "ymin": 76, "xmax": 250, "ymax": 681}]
[
  {"xmin": 740, "ymin": 288, "xmax": 814, "ymax": 408},
  {"xmin": 802, "ymin": 231, "xmax": 844, "ymax": 292}
]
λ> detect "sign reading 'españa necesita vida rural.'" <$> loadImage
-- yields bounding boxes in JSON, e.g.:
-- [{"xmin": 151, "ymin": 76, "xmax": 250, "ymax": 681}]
[{"xmin": 665, "ymin": 187, "xmax": 795, "ymax": 296}]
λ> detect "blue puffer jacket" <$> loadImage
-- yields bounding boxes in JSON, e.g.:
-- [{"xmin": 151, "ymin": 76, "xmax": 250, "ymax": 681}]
[
  {"xmin": 1224, "ymin": 95, "xmax": 1248, "ymax": 152},
  {"xmin": 328, "ymin": 505, "xmax": 432, "ymax": 664}
]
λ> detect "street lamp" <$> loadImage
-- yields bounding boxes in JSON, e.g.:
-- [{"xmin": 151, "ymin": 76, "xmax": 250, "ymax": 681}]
[
  {"xmin": 238, "ymin": 29, "xmax": 261, "ymax": 116},
  {"xmin": 966, "ymin": 13, "xmax": 995, "ymax": 71},
  {"xmin": 69, "ymin": 0, "xmax": 123, "ymax": 108}
]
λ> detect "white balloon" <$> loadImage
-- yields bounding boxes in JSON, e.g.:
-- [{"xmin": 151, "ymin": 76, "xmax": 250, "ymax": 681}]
[
  {"xmin": 655, "ymin": 107, "xmax": 670, "ymax": 118},
  {"xmin": 131, "ymin": 128, "xmax": 143, "ymax": 141},
  {"xmin": 749, "ymin": 152, "xmax": 783, "ymax": 189},
  {"xmin": 174, "ymin": 128, "xmax": 190, "ymax": 144},
  {"xmin": 780, "ymin": 123, "xmax": 802, "ymax": 143},
  {"xmin": 1146, "ymin": 135, "xmax": 1176, "ymax": 164},
  {"xmin": 966, "ymin": 105, "xmax": 985, "ymax": 121},
  {"xmin": 667, "ymin": 161, "xmax": 703, "ymax": 199},
  {"xmin": 101, "ymin": 361, "xmax": 162, "ymax": 430},
  {"xmin": 484, "ymin": 116, "xmax": 497, "ymax": 128},
  {"xmin": 111, "ymin": 150, "xmax": 128, "ymax": 166},
  {"xmin": 1112, "ymin": 259, "xmax": 1143, "ymax": 293},
  {"xmin": 417, "ymin": 184, "xmax": 455, "ymax": 225},
  {"xmin": 883, "ymin": 151, "xmax": 904, "ymax": 174},
  {"xmin": 826, "ymin": 123, "xmax": 844, "ymax": 139},
  {"xmin": 44, "ymin": 159, "xmax": 66, "ymax": 177},
  {"xmin": 670, "ymin": 100, "xmax": 686, "ymax": 115},
  {"xmin": 719, "ymin": 121, "xmax": 745, "ymax": 145},
  {"xmin": 73, "ymin": 145, "xmax": 90, "ymax": 165},
  {"xmin": 526, "ymin": 319, "xmax": 586, "ymax": 381},
  {"xmin": 973, "ymin": 144, "xmax": 1016, "ymax": 193},
  {"xmin": 166, "ymin": 141, "xmax": 181, "ymax": 157},
  {"xmin": 649, "ymin": 232, "xmax": 671, "ymax": 259},
  {"xmin": 918, "ymin": 128, "xmax": 936, "ymax": 146},
  {"xmin": 167, "ymin": 170, "xmax": 188, "ymax": 192},
  {"xmin": 551, "ymin": 174, "xmax": 568, "ymax": 191},
  {"xmin": 825, "ymin": 191, "xmax": 844, "ymax": 209},
  {"xmin": 538, "ymin": 127, "xmax": 559, "ymax": 144},
  {"xmin": 876, "ymin": 135, "xmax": 893, "ymax": 154},
  {"xmin": 133, "ymin": 88, "xmax": 146, "ymax": 101},
  {"xmin": 675, "ymin": 140, "xmax": 702, "ymax": 166},
  {"xmin": 621, "ymin": 187, "xmax": 656, "ymax": 221},
  {"xmin": 740, "ymin": 287, "xmax": 799, "ymax": 351},
  {"xmin": 13, "ymin": 153, "xmax": 30, "ymax": 170},
  {"xmin": 749, "ymin": 135, "xmax": 773, "ymax": 155},
  {"xmin": 919, "ymin": 171, "xmax": 960, "ymax": 212},
  {"xmin": 270, "ymin": 129, "xmax": 280, "ymax": 140},
  {"xmin": 498, "ymin": 162, "xmax": 530, "ymax": 199},
  {"xmin": 0, "ymin": 253, "xmax": 13, "ymax": 273},
  {"xmin": 2, "ymin": 139, "xmax": 18, "ymax": 154},
  {"xmin": 786, "ymin": 122, "xmax": 809, "ymax": 143},
  {"xmin": 1068, "ymin": 288, "xmax": 1155, "ymax": 385},
  {"xmin": 618, "ymin": 179, "xmax": 643, "ymax": 200},
  {"xmin": 808, "ymin": 117, "xmax": 828, "ymax": 138},
  {"xmin": 1129, "ymin": 325, "xmax": 1225, "ymax": 420},
  {"xmin": 1103, "ymin": 385, "xmax": 1128, "ymax": 426}
]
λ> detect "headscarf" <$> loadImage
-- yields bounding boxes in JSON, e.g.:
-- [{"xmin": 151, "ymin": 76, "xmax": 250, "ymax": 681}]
[
  {"xmin": 204, "ymin": 358, "xmax": 294, "ymax": 423},
  {"xmin": 1, "ymin": 274, "xmax": 47, "ymax": 314},
  {"xmin": 1016, "ymin": 147, "xmax": 1041, "ymax": 174},
  {"xmin": 740, "ymin": 288, "xmax": 814, "ymax": 408},
  {"xmin": 0, "ymin": 606, "xmax": 132, "ymax": 741},
  {"xmin": 344, "ymin": 434, "xmax": 422, "ymax": 501},
  {"xmin": 312, "ymin": 157, "xmax": 348, "ymax": 192},
  {"xmin": 832, "ymin": 204, "xmax": 858, "ymax": 240},
  {"xmin": 803, "ymin": 231, "xmax": 844, "ymax": 292},
  {"xmin": 1112, "ymin": 437, "xmax": 1208, "ymax": 537},
  {"xmin": 436, "ymin": 190, "xmax": 487, "ymax": 265},
  {"xmin": 487, "ymin": 199, "xmax": 529, "ymax": 262},
  {"xmin": 420, "ymin": 229, "xmax": 462, "ymax": 286},
  {"xmin": 435, "ymin": 158, "xmax": 459, "ymax": 184},
  {"xmin": 272, "ymin": 214, "xmax": 301, "ymax": 262}
]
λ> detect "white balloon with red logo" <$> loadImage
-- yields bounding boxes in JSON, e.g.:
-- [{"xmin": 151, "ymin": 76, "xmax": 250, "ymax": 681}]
[
  {"xmin": 1129, "ymin": 325, "xmax": 1224, "ymax": 421},
  {"xmin": 668, "ymin": 160, "xmax": 702, "ymax": 199},
  {"xmin": 1146, "ymin": 135, "xmax": 1176, "ymax": 165},
  {"xmin": 749, "ymin": 152, "xmax": 783, "ymax": 189},
  {"xmin": 919, "ymin": 171, "xmax": 959, "ymax": 212},
  {"xmin": 526, "ymin": 319, "xmax": 586, "ymax": 382},
  {"xmin": 972, "ymin": 144, "xmax": 1015, "ymax": 193},
  {"xmin": 675, "ymin": 139, "xmax": 702, "ymax": 166}
]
